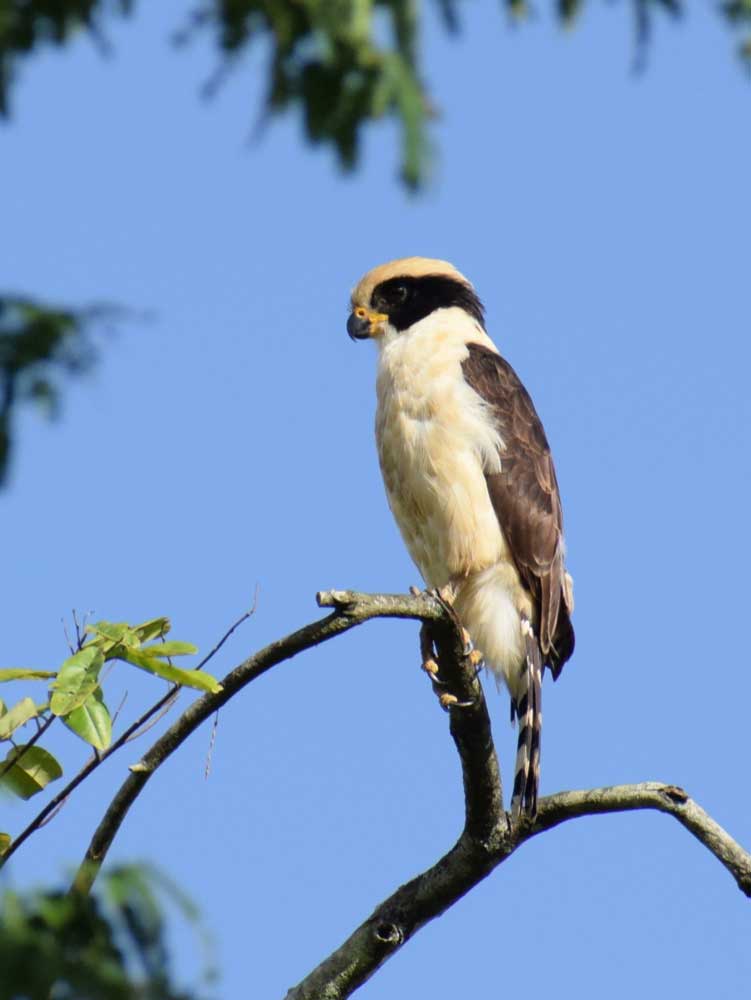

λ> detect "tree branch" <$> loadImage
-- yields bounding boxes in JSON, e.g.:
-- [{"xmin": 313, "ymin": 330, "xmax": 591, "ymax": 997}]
[
  {"xmin": 285, "ymin": 779, "xmax": 751, "ymax": 1000},
  {"xmin": 528, "ymin": 783, "xmax": 751, "ymax": 895},
  {"xmin": 69, "ymin": 591, "xmax": 450, "ymax": 895},
  {"xmin": 281, "ymin": 603, "xmax": 751, "ymax": 999},
  {"xmin": 59, "ymin": 588, "xmax": 751, "ymax": 1000}
]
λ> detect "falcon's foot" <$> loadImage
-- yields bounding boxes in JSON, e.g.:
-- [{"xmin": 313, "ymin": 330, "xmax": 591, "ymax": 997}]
[
  {"xmin": 419, "ymin": 622, "xmax": 475, "ymax": 709},
  {"xmin": 430, "ymin": 584, "xmax": 456, "ymax": 609},
  {"xmin": 459, "ymin": 627, "xmax": 485, "ymax": 674},
  {"xmin": 419, "ymin": 622, "xmax": 445, "ymax": 686}
]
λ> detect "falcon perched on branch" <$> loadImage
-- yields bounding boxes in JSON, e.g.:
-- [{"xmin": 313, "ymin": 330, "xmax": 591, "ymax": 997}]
[{"xmin": 347, "ymin": 257, "xmax": 574, "ymax": 816}]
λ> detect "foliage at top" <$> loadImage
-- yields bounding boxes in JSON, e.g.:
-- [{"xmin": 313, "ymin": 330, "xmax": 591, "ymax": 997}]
[
  {"xmin": 0, "ymin": 1, "xmax": 749, "ymax": 188},
  {"xmin": 0, "ymin": 0, "xmax": 749, "ymax": 485}
]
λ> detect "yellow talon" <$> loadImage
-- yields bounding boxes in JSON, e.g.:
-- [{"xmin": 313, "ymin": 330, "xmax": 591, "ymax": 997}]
[
  {"xmin": 422, "ymin": 657, "xmax": 439, "ymax": 676},
  {"xmin": 439, "ymin": 692, "xmax": 458, "ymax": 707}
]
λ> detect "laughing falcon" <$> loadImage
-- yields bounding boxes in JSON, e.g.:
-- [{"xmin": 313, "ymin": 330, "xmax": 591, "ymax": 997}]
[{"xmin": 347, "ymin": 257, "xmax": 574, "ymax": 816}]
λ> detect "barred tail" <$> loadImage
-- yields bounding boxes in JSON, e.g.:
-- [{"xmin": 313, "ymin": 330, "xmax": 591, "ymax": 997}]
[{"xmin": 510, "ymin": 618, "xmax": 543, "ymax": 818}]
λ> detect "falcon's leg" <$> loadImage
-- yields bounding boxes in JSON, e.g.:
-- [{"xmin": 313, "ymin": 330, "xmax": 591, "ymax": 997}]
[
  {"xmin": 427, "ymin": 584, "xmax": 485, "ymax": 669},
  {"xmin": 510, "ymin": 617, "xmax": 543, "ymax": 819}
]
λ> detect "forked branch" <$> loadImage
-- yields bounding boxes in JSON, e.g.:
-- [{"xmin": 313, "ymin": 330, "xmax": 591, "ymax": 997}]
[{"xmin": 59, "ymin": 590, "xmax": 750, "ymax": 999}]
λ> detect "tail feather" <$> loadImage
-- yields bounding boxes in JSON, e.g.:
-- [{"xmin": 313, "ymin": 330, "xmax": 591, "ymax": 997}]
[{"xmin": 510, "ymin": 618, "xmax": 543, "ymax": 818}]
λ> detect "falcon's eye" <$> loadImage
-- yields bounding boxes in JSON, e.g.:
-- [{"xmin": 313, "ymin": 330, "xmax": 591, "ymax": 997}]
[{"xmin": 390, "ymin": 283, "xmax": 409, "ymax": 304}]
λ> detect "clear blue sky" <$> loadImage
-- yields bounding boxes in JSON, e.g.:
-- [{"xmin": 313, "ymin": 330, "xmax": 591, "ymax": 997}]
[{"xmin": 2, "ymin": 2, "xmax": 750, "ymax": 997}]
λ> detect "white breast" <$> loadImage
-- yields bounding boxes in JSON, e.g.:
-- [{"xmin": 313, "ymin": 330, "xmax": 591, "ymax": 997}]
[
  {"xmin": 375, "ymin": 309, "xmax": 506, "ymax": 586},
  {"xmin": 373, "ymin": 308, "xmax": 532, "ymax": 693}
]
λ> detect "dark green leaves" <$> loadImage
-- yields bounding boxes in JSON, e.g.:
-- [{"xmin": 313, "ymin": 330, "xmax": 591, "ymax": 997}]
[
  {"xmin": 722, "ymin": 0, "xmax": 751, "ymax": 61},
  {"xmin": 183, "ymin": 0, "xmax": 432, "ymax": 187},
  {"xmin": 0, "ymin": 1, "xmax": 134, "ymax": 117},
  {"xmin": 0, "ymin": 0, "xmax": 750, "ymax": 200},
  {"xmin": 0, "ymin": 295, "xmax": 122, "ymax": 486},
  {"xmin": 0, "ymin": 864, "xmax": 213, "ymax": 1000}
]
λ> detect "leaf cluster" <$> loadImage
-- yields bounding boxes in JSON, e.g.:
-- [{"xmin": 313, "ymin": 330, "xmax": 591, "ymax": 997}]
[
  {"xmin": 186, "ymin": 0, "xmax": 430, "ymax": 187},
  {"xmin": 0, "ymin": 0, "xmax": 134, "ymax": 115},
  {"xmin": 0, "ymin": 864, "xmax": 212, "ymax": 1000},
  {"xmin": 0, "ymin": 615, "xmax": 220, "ymax": 855},
  {"xmin": 722, "ymin": 0, "xmax": 751, "ymax": 60},
  {"xmin": 2, "ymin": 1, "xmax": 745, "ymax": 193},
  {"xmin": 1, "ymin": 2, "xmax": 749, "ymax": 492}
]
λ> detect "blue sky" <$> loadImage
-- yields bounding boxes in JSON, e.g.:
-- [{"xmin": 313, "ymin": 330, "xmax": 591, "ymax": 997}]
[{"xmin": 2, "ymin": 2, "xmax": 750, "ymax": 997}]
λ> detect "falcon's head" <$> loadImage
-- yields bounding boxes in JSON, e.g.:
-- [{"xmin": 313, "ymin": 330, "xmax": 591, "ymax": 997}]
[{"xmin": 347, "ymin": 257, "xmax": 485, "ymax": 343}]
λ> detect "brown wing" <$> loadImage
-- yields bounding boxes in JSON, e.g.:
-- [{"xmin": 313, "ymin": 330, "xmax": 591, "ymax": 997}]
[{"xmin": 461, "ymin": 343, "xmax": 574, "ymax": 678}]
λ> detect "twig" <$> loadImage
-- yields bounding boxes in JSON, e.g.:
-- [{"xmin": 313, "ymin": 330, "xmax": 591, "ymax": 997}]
[
  {"xmin": 38, "ymin": 797, "xmax": 70, "ymax": 829},
  {"xmin": 72, "ymin": 609, "xmax": 82, "ymax": 650},
  {"xmin": 194, "ymin": 592, "xmax": 258, "ymax": 672},
  {"xmin": 110, "ymin": 691, "xmax": 128, "ymax": 730},
  {"xmin": 62, "ymin": 618, "xmax": 75, "ymax": 655},
  {"xmin": 204, "ymin": 711, "xmax": 219, "ymax": 780},
  {"xmin": 124, "ymin": 688, "xmax": 179, "ymax": 744}
]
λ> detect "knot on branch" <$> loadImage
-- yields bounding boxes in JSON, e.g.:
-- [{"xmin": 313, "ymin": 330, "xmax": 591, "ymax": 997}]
[
  {"xmin": 373, "ymin": 921, "xmax": 403, "ymax": 946},
  {"xmin": 660, "ymin": 784, "xmax": 689, "ymax": 805}
]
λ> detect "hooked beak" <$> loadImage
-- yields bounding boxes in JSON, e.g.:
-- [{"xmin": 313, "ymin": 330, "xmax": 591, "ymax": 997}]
[{"xmin": 347, "ymin": 306, "xmax": 388, "ymax": 341}]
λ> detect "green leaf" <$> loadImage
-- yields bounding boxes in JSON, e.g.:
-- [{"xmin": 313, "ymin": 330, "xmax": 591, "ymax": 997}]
[
  {"xmin": 0, "ymin": 832, "xmax": 10, "ymax": 855},
  {"xmin": 121, "ymin": 650, "xmax": 222, "ymax": 694},
  {"xmin": 86, "ymin": 621, "xmax": 131, "ymax": 643},
  {"xmin": 143, "ymin": 641, "xmax": 198, "ymax": 658},
  {"xmin": 85, "ymin": 620, "xmax": 141, "ymax": 654},
  {"xmin": 61, "ymin": 687, "xmax": 111, "ymax": 750},
  {"xmin": 0, "ymin": 668, "xmax": 57, "ymax": 682},
  {"xmin": 132, "ymin": 617, "xmax": 171, "ymax": 643},
  {"xmin": 0, "ymin": 746, "xmax": 63, "ymax": 799},
  {"xmin": 50, "ymin": 647, "xmax": 105, "ymax": 716},
  {"xmin": 0, "ymin": 697, "xmax": 38, "ymax": 740}
]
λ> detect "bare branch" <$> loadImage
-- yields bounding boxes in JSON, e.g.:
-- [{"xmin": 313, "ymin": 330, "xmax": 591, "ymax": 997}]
[
  {"xmin": 282, "ymin": 600, "xmax": 751, "ymax": 1000},
  {"xmin": 44, "ymin": 587, "xmax": 749, "ymax": 1000},
  {"xmin": 527, "ymin": 783, "xmax": 751, "ymax": 895},
  {"xmin": 194, "ymin": 592, "xmax": 258, "ymax": 672},
  {"xmin": 286, "ymin": 779, "xmax": 751, "ymax": 1000}
]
